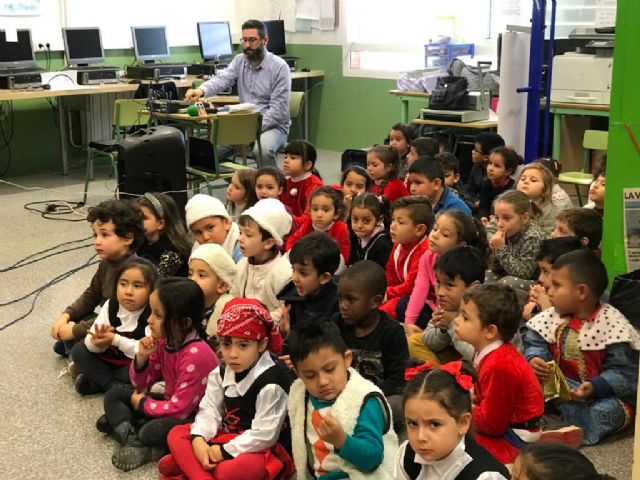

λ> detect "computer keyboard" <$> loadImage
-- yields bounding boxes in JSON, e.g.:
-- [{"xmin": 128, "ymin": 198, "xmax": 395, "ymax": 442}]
[
  {"xmin": 0, "ymin": 65, "xmax": 44, "ymax": 74},
  {"xmin": 76, "ymin": 65, "xmax": 119, "ymax": 70}
]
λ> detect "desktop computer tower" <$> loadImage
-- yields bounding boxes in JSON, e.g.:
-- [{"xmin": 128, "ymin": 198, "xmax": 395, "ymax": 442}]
[{"xmin": 117, "ymin": 126, "xmax": 187, "ymax": 219}]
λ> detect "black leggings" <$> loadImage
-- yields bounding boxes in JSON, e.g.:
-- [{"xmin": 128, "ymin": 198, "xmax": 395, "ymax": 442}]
[
  {"xmin": 103, "ymin": 385, "xmax": 192, "ymax": 449},
  {"xmin": 71, "ymin": 342, "xmax": 131, "ymax": 391}
]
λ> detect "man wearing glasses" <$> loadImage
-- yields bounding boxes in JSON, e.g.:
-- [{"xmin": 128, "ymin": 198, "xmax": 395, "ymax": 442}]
[{"xmin": 185, "ymin": 19, "xmax": 291, "ymax": 167}]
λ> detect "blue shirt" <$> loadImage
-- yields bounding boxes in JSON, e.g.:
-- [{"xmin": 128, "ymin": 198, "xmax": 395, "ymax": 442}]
[
  {"xmin": 433, "ymin": 186, "xmax": 473, "ymax": 216},
  {"xmin": 200, "ymin": 51, "xmax": 291, "ymax": 134}
]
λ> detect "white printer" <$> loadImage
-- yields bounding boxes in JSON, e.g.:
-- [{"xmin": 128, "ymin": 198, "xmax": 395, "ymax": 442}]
[{"xmin": 551, "ymin": 52, "xmax": 612, "ymax": 105}]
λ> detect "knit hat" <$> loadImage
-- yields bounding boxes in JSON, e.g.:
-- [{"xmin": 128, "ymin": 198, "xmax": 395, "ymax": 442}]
[
  {"xmin": 185, "ymin": 194, "xmax": 229, "ymax": 229},
  {"xmin": 216, "ymin": 298, "xmax": 283, "ymax": 354},
  {"xmin": 189, "ymin": 243, "xmax": 237, "ymax": 287},
  {"xmin": 241, "ymin": 198, "xmax": 292, "ymax": 247}
]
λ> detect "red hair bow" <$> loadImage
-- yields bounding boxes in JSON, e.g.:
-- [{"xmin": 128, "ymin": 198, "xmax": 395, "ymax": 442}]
[
  {"xmin": 404, "ymin": 361, "xmax": 434, "ymax": 381},
  {"xmin": 439, "ymin": 361, "xmax": 473, "ymax": 391}
]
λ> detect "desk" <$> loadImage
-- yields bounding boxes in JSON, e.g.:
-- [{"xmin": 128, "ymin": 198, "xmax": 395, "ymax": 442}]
[
  {"xmin": 549, "ymin": 102, "xmax": 610, "ymax": 162},
  {"xmin": 389, "ymin": 89, "xmax": 430, "ymax": 124}
]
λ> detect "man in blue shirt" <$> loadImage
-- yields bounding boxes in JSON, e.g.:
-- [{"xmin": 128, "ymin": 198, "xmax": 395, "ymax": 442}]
[{"xmin": 185, "ymin": 19, "xmax": 291, "ymax": 167}]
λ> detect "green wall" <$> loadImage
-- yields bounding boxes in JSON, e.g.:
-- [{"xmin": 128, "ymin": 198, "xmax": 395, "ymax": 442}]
[{"xmin": 2, "ymin": 44, "xmax": 414, "ymax": 177}]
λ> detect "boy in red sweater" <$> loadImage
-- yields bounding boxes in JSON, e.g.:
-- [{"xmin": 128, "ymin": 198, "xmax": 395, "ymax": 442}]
[
  {"xmin": 454, "ymin": 283, "xmax": 544, "ymax": 465},
  {"xmin": 380, "ymin": 196, "xmax": 433, "ymax": 320}
]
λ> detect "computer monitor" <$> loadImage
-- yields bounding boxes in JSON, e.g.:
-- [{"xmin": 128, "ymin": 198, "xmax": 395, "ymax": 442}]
[
  {"xmin": 131, "ymin": 26, "xmax": 170, "ymax": 63},
  {"xmin": 263, "ymin": 20, "xmax": 286, "ymax": 56},
  {"xmin": 0, "ymin": 29, "xmax": 36, "ymax": 68},
  {"xmin": 62, "ymin": 27, "xmax": 105, "ymax": 66},
  {"xmin": 197, "ymin": 21, "xmax": 233, "ymax": 62}
]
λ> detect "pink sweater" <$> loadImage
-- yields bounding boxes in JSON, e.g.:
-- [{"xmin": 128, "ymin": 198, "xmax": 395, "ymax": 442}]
[{"xmin": 404, "ymin": 250, "xmax": 438, "ymax": 325}]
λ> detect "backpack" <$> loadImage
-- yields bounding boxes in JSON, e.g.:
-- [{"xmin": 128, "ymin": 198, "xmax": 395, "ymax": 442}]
[{"xmin": 428, "ymin": 76, "xmax": 468, "ymax": 110}]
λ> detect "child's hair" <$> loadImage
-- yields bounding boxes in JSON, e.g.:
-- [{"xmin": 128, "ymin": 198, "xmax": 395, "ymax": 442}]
[
  {"xmin": 436, "ymin": 152, "xmax": 460, "ymax": 176},
  {"xmin": 340, "ymin": 259, "xmax": 387, "ymax": 297},
  {"xmin": 256, "ymin": 166, "xmax": 286, "ymax": 189},
  {"xmin": 285, "ymin": 140, "xmax": 321, "ymax": 179},
  {"xmin": 435, "ymin": 246, "xmax": 485, "ymax": 286},
  {"xmin": 390, "ymin": 123, "xmax": 416, "ymax": 149},
  {"xmin": 435, "ymin": 133, "xmax": 451, "ymax": 153},
  {"xmin": 436, "ymin": 210, "xmax": 490, "ymax": 262},
  {"xmin": 534, "ymin": 157, "xmax": 561, "ymax": 177},
  {"xmin": 494, "ymin": 189, "xmax": 543, "ymax": 222},
  {"xmin": 518, "ymin": 163, "xmax": 554, "ymax": 205},
  {"xmin": 231, "ymin": 169, "xmax": 259, "ymax": 208},
  {"xmin": 593, "ymin": 155, "xmax": 607, "ymax": 179},
  {"xmin": 154, "ymin": 277, "xmax": 205, "ymax": 346},
  {"xmin": 552, "ymin": 249, "xmax": 608, "ymax": 299},
  {"xmin": 238, "ymin": 215, "xmax": 275, "ymax": 244},
  {"xmin": 114, "ymin": 257, "xmax": 158, "ymax": 296},
  {"xmin": 350, "ymin": 192, "xmax": 391, "ymax": 230},
  {"xmin": 368, "ymin": 144, "xmax": 400, "ymax": 183},
  {"xmin": 289, "ymin": 232, "xmax": 340, "ymax": 275},
  {"xmin": 402, "ymin": 363, "xmax": 476, "ymax": 419},
  {"xmin": 136, "ymin": 193, "xmax": 192, "ymax": 258},
  {"xmin": 409, "ymin": 156, "xmax": 445, "ymax": 183},
  {"xmin": 391, "ymin": 196, "xmax": 435, "ymax": 232},
  {"xmin": 340, "ymin": 165, "xmax": 372, "ymax": 191},
  {"xmin": 411, "ymin": 137, "xmax": 439, "ymax": 158},
  {"xmin": 462, "ymin": 284, "xmax": 521, "ymax": 342},
  {"xmin": 490, "ymin": 146, "xmax": 523, "ymax": 174},
  {"xmin": 518, "ymin": 444, "xmax": 617, "ymax": 480},
  {"xmin": 87, "ymin": 199, "xmax": 145, "ymax": 251},
  {"xmin": 536, "ymin": 237, "xmax": 585, "ymax": 263},
  {"xmin": 310, "ymin": 185, "xmax": 344, "ymax": 219},
  {"xmin": 556, "ymin": 208, "xmax": 603, "ymax": 249},
  {"xmin": 474, "ymin": 132, "xmax": 505, "ymax": 155},
  {"xmin": 288, "ymin": 317, "xmax": 347, "ymax": 367}
]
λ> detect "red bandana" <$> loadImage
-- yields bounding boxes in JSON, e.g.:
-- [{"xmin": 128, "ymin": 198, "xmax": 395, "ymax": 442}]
[{"xmin": 217, "ymin": 298, "xmax": 283, "ymax": 354}]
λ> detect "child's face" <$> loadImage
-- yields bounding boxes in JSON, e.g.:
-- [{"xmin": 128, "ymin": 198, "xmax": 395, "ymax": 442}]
[
  {"xmin": 486, "ymin": 152, "xmax": 511, "ymax": 182},
  {"xmin": 405, "ymin": 395, "xmax": 471, "ymax": 462},
  {"xmin": 239, "ymin": 221, "xmax": 272, "ymax": 258},
  {"xmin": 310, "ymin": 194, "xmax": 337, "ymax": 230},
  {"xmin": 147, "ymin": 291, "xmax": 165, "ymax": 339},
  {"xmin": 443, "ymin": 169, "xmax": 459, "ymax": 188},
  {"xmin": 338, "ymin": 276, "xmax": 380, "ymax": 325},
  {"xmin": 227, "ymin": 172, "xmax": 247, "ymax": 204},
  {"xmin": 390, "ymin": 208, "xmax": 425, "ymax": 245},
  {"xmin": 537, "ymin": 259, "xmax": 553, "ymax": 290},
  {"xmin": 255, "ymin": 174, "xmax": 283, "ymax": 200},
  {"xmin": 407, "ymin": 146, "xmax": 419, "ymax": 167},
  {"xmin": 350, "ymin": 206, "xmax": 378, "ymax": 239},
  {"xmin": 435, "ymin": 270, "xmax": 468, "ymax": 312},
  {"xmin": 494, "ymin": 201, "xmax": 529, "ymax": 238},
  {"xmin": 292, "ymin": 260, "xmax": 330, "ymax": 297},
  {"xmin": 92, "ymin": 220, "xmax": 133, "ymax": 260},
  {"xmin": 367, "ymin": 153, "xmax": 391, "ymax": 181},
  {"xmin": 471, "ymin": 142, "xmax": 488, "ymax": 164},
  {"xmin": 139, "ymin": 205, "xmax": 165, "ymax": 244},
  {"xmin": 589, "ymin": 175, "xmax": 606, "ymax": 206},
  {"xmin": 551, "ymin": 219, "xmax": 575, "ymax": 239},
  {"xmin": 548, "ymin": 266, "xmax": 582, "ymax": 315},
  {"xmin": 409, "ymin": 173, "xmax": 439, "ymax": 199},
  {"xmin": 389, "ymin": 129, "xmax": 409, "ymax": 156},
  {"xmin": 294, "ymin": 346, "xmax": 352, "ymax": 401},
  {"xmin": 190, "ymin": 216, "xmax": 231, "ymax": 246},
  {"xmin": 454, "ymin": 298, "xmax": 493, "ymax": 350},
  {"xmin": 220, "ymin": 336, "xmax": 266, "ymax": 373},
  {"xmin": 188, "ymin": 259, "xmax": 227, "ymax": 308},
  {"xmin": 282, "ymin": 154, "xmax": 308, "ymax": 177},
  {"xmin": 517, "ymin": 168, "xmax": 545, "ymax": 202},
  {"xmin": 342, "ymin": 171, "xmax": 368, "ymax": 198},
  {"xmin": 117, "ymin": 266, "xmax": 150, "ymax": 312},
  {"xmin": 428, "ymin": 214, "xmax": 460, "ymax": 255}
]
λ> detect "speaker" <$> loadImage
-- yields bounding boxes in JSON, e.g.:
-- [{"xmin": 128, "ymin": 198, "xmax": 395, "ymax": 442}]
[{"xmin": 117, "ymin": 126, "xmax": 187, "ymax": 218}]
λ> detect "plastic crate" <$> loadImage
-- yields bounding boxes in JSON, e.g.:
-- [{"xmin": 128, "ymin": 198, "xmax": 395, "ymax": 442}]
[{"xmin": 424, "ymin": 43, "xmax": 475, "ymax": 68}]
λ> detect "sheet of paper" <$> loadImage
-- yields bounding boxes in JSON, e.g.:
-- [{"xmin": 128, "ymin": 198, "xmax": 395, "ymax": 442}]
[
  {"xmin": 596, "ymin": 0, "xmax": 616, "ymax": 6},
  {"xmin": 283, "ymin": 0, "xmax": 297, "ymax": 31},
  {"xmin": 265, "ymin": 0, "xmax": 285, "ymax": 20},
  {"xmin": 624, "ymin": 188, "xmax": 640, "ymax": 272},
  {"xmin": 296, "ymin": 0, "xmax": 321, "ymax": 20},
  {"xmin": 295, "ymin": 18, "xmax": 313, "ymax": 32},
  {"xmin": 5, "ymin": 27, "xmax": 18, "ymax": 42},
  {"xmin": 595, "ymin": 7, "xmax": 616, "ymax": 28},
  {"xmin": 311, "ymin": 0, "xmax": 335, "ymax": 30}
]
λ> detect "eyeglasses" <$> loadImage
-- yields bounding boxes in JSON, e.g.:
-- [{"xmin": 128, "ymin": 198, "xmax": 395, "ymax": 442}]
[{"xmin": 240, "ymin": 37, "xmax": 261, "ymax": 45}]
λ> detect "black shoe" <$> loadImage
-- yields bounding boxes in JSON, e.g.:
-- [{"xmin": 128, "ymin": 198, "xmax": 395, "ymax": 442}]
[
  {"xmin": 96, "ymin": 414, "xmax": 113, "ymax": 434},
  {"xmin": 112, "ymin": 443, "xmax": 165, "ymax": 471},
  {"xmin": 53, "ymin": 340, "xmax": 68, "ymax": 357},
  {"xmin": 74, "ymin": 374, "xmax": 102, "ymax": 395},
  {"xmin": 112, "ymin": 421, "xmax": 137, "ymax": 447}
]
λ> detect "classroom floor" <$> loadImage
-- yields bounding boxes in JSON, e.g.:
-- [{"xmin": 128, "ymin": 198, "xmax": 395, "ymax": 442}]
[{"xmin": 0, "ymin": 150, "xmax": 633, "ymax": 479}]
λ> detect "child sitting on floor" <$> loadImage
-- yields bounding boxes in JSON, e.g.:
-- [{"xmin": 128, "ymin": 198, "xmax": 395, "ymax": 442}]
[
  {"xmin": 368, "ymin": 145, "xmax": 409, "ymax": 202},
  {"xmin": 585, "ymin": 158, "xmax": 606, "ymax": 215},
  {"xmin": 388, "ymin": 123, "xmax": 416, "ymax": 180},
  {"xmin": 348, "ymin": 193, "xmax": 392, "ymax": 269},
  {"xmin": 279, "ymin": 140, "xmax": 324, "ymax": 221},
  {"xmin": 478, "ymin": 146, "xmax": 520, "ymax": 220},
  {"xmin": 341, "ymin": 165, "xmax": 371, "ymax": 215},
  {"xmin": 551, "ymin": 208, "xmax": 602, "ymax": 250},
  {"xmin": 226, "ymin": 169, "xmax": 258, "ymax": 222},
  {"xmin": 464, "ymin": 132, "xmax": 505, "ymax": 210}
]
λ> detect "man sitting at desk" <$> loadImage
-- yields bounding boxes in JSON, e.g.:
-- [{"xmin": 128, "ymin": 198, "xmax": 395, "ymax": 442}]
[{"xmin": 185, "ymin": 19, "xmax": 291, "ymax": 167}]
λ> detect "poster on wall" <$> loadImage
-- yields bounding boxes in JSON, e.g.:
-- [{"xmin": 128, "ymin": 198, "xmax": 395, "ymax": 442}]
[
  {"xmin": 0, "ymin": 0, "xmax": 43, "ymax": 16},
  {"xmin": 623, "ymin": 188, "xmax": 640, "ymax": 271}
]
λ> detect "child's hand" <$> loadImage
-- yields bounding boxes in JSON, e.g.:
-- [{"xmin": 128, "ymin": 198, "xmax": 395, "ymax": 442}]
[
  {"xmin": 90, "ymin": 324, "xmax": 115, "ymax": 348},
  {"xmin": 278, "ymin": 304, "xmax": 291, "ymax": 335},
  {"xmin": 278, "ymin": 354, "xmax": 294, "ymax": 370},
  {"xmin": 528, "ymin": 284, "xmax": 542, "ymax": 303},
  {"xmin": 570, "ymin": 381, "xmax": 594, "ymax": 401},
  {"xmin": 317, "ymin": 412, "xmax": 346, "ymax": 450},
  {"xmin": 431, "ymin": 308, "xmax": 456, "ymax": 330},
  {"xmin": 480, "ymin": 216, "xmax": 489, "ymax": 226},
  {"xmin": 522, "ymin": 301, "xmax": 536, "ymax": 321},
  {"xmin": 130, "ymin": 390, "xmax": 146, "ymax": 410},
  {"xmin": 138, "ymin": 336, "xmax": 158, "ymax": 358},
  {"xmin": 343, "ymin": 194, "xmax": 353, "ymax": 212},
  {"xmin": 536, "ymin": 289, "xmax": 552, "ymax": 311},
  {"xmin": 404, "ymin": 323, "xmax": 423, "ymax": 336},
  {"xmin": 57, "ymin": 321, "xmax": 77, "ymax": 341},
  {"xmin": 490, "ymin": 230, "xmax": 506, "ymax": 250},
  {"xmin": 50, "ymin": 313, "xmax": 70, "ymax": 339},
  {"xmin": 208, "ymin": 444, "xmax": 224, "ymax": 464},
  {"xmin": 192, "ymin": 437, "xmax": 216, "ymax": 470},
  {"xmin": 530, "ymin": 357, "xmax": 550, "ymax": 381}
]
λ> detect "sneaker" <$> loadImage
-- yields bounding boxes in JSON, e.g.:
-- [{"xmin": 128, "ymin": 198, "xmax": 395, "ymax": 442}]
[
  {"xmin": 158, "ymin": 454, "xmax": 182, "ymax": 477},
  {"xmin": 74, "ymin": 374, "xmax": 102, "ymax": 395},
  {"xmin": 539, "ymin": 414, "xmax": 584, "ymax": 448},
  {"xmin": 96, "ymin": 414, "xmax": 113, "ymax": 434},
  {"xmin": 67, "ymin": 362, "xmax": 80, "ymax": 380},
  {"xmin": 53, "ymin": 340, "xmax": 68, "ymax": 357}
]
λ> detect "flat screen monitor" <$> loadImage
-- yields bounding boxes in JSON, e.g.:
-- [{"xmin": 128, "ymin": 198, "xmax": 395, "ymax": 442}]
[
  {"xmin": 263, "ymin": 20, "xmax": 286, "ymax": 56},
  {"xmin": 197, "ymin": 21, "xmax": 233, "ymax": 61},
  {"xmin": 0, "ymin": 29, "xmax": 36, "ymax": 67},
  {"xmin": 131, "ymin": 26, "xmax": 170, "ymax": 63},
  {"xmin": 62, "ymin": 27, "xmax": 105, "ymax": 66}
]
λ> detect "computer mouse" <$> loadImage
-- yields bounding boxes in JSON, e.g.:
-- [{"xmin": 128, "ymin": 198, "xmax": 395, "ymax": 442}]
[
  {"xmin": 301, "ymin": 67, "xmax": 310, "ymax": 72},
  {"xmin": 42, "ymin": 84, "xmax": 51, "ymax": 90}
]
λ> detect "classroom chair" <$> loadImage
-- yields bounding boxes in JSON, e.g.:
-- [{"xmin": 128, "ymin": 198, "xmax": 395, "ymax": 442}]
[
  {"xmin": 83, "ymin": 98, "xmax": 148, "ymax": 204},
  {"xmin": 558, "ymin": 129, "xmax": 608, "ymax": 206},
  {"xmin": 289, "ymin": 91, "xmax": 305, "ymax": 139},
  {"xmin": 186, "ymin": 112, "xmax": 263, "ymax": 195}
]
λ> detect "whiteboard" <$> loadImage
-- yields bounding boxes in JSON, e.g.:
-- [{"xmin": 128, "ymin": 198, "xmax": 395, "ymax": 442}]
[{"xmin": 0, "ymin": 0, "xmax": 65, "ymax": 51}]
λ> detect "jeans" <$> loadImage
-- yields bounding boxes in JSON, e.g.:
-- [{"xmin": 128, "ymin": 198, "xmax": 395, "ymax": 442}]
[{"xmin": 215, "ymin": 127, "xmax": 288, "ymax": 168}]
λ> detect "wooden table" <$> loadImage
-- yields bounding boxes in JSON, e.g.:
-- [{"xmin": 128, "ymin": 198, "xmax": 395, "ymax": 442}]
[
  {"xmin": 389, "ymin": 89, "xmax": 430, "ymax": 123},
  {"xmin": 548, "ymin": 101, "xmax": 610, "ymax": 161}
]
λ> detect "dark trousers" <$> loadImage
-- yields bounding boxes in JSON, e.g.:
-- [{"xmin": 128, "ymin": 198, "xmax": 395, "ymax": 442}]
[
  {"xmin": 71, "ymin": 342, "xmax": 131, "ymax": 391},
  {"xmin": 103, "ymin": 385, "xmax": 192, "ymax": 449},
  {"xmin": 396, "ymin": 295, "xmax": 433, "ymax": 330}
]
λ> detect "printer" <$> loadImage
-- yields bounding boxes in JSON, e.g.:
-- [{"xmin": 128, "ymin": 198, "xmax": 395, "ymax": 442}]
[{"xmin": 551, "ymin": 52, "xmax": 612, "ymax": 105}]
